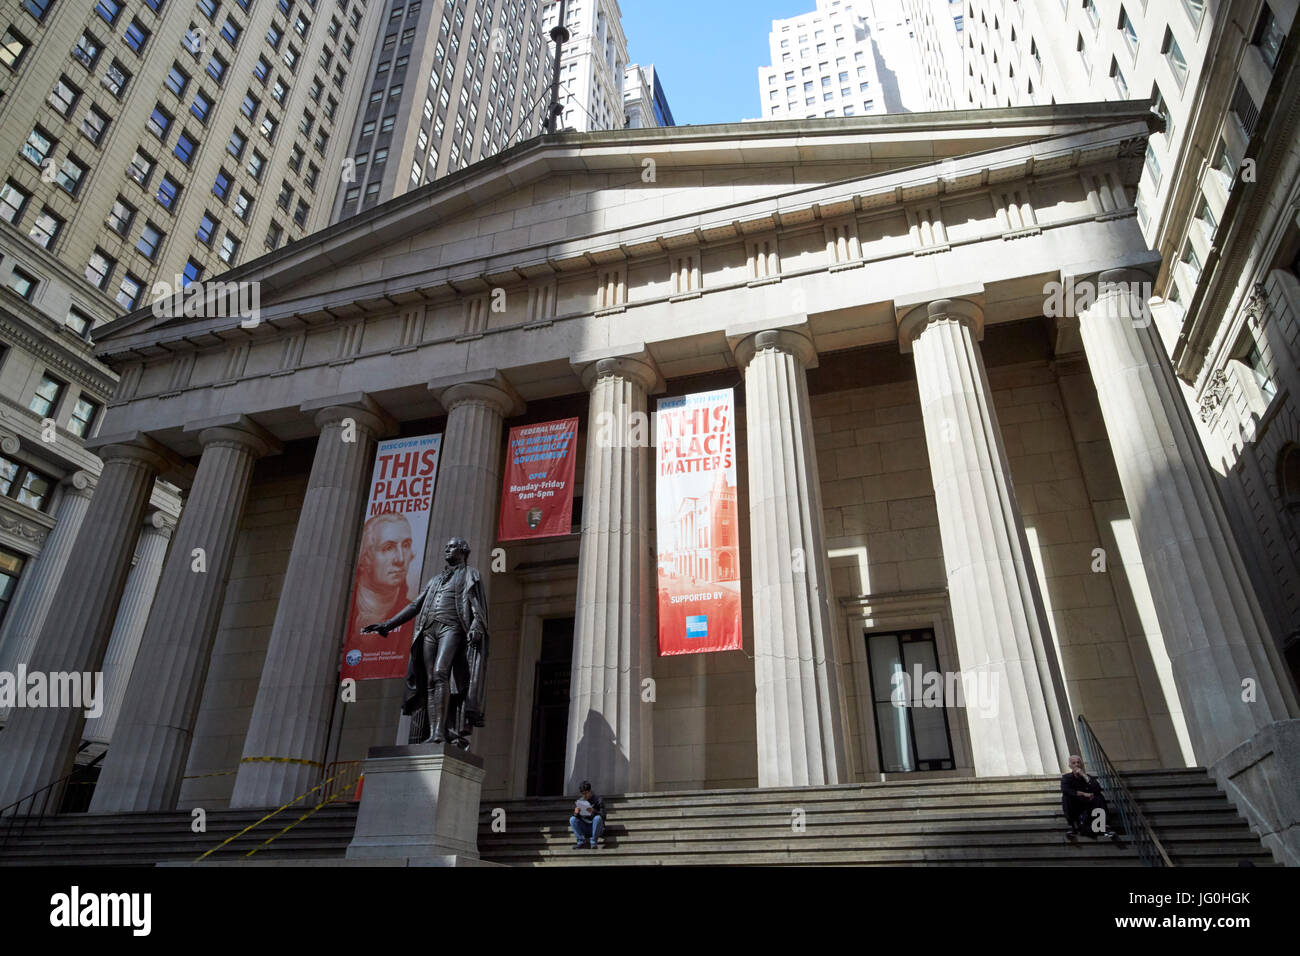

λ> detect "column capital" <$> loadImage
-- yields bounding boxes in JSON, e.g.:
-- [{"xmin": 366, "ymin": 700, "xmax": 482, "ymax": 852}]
[
  {"xmin": 184, "ymin": 414, "xmax": 283, "ymax": 458},
  {"xmin": 896, "ymin": 298, "xmax": 984, "ymax": 353},
  {"xmin": 300, "ymin": 392, "xmax": 397, "ymax": 437},
  {"xmin": 429, "ymin": 370, "xmax": 525, "ymax": 418},
  {"xmin": 0, "ymin": 430, "xmax": 18, "ymax": 456},
  {"xmin": 144, "ymin": 509, "xmax": 177, "ymax": 536},
  {"xmin": 728, "ymin": 325, "xmax": 817, "ymax": 373},
  {"xmin": 61, "ymin": 469, "xmax": 97, "ymax": 497},
  {"xmin": 571, "ymin": 345, "xmax": 664, "ymax": 393},
  {"xmin": 86, "ymin": 431, "xmax": 183, "ymax": 475}
]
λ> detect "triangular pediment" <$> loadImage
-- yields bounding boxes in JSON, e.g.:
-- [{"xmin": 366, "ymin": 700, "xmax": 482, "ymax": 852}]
[{"xmin": 95, "ymin": 102, "xmax": 1157, "ymax": 361}]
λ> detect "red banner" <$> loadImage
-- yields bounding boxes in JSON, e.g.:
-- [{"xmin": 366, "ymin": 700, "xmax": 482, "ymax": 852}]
[
  {"xmin": 655, "ymin": 389, "xmax": 742, "ymax": 655},
  {"xmin": 498, "ymin": 418, "xmax": 579, "ymax": 541},
  {"xmin": 340, "ymin": 434, "xmax": 441, "ymax": 681}
]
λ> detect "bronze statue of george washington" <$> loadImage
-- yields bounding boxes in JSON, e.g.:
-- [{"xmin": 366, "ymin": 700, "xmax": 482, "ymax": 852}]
[{"xmin": 362, "ymin": 537, "xmax": 489, "ymax": 748}]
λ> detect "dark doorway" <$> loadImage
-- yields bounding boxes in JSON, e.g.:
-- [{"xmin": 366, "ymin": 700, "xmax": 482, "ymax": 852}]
[{"xmin": 526, "ymin": 617, "xmax": 573, "ymax": 796}]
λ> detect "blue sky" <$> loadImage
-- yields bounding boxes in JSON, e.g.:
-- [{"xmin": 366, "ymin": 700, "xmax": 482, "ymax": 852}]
[{"xmin": 620, "ymin": 0, "xmax": 801, "ymax": 126}]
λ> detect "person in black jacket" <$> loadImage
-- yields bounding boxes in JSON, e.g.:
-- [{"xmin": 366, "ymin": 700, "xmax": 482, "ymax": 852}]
[
  {"xmin": 569, "ymin": 781, "xmax": 606, "ymax": 849},
  {"xmin": 1061, "ymin": 755, "xmax": 1117, "ymax": 840}
]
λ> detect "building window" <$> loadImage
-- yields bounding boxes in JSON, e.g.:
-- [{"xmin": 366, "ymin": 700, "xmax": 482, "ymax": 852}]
[
  {"xmin": 106, "ymin": 197, "xmax": 136, "ymax": 234},
  {"xmin": 206, "ymin": 51, "xmax": 228, "ymax": 83},
  {"xmin": 29, "ymin": 373, "xmax": 65, "ymax": 418},
  {"xmin": 233, "ymin": 189, "xmax": 252, "ymax": 220},
  {"xmin": 197, "ymin": 211, "xmax": 218, "ymax": 245},
  {"xmin": 102, "ymin": 58, "xmax": 130, "ymax": 98},
  {"xmin": 28, "ymin": 208, "xmax": 63, "ymax": 249},
  {"xmin": 127, "ymin": 148, "xmax": 154, "ymax": 187},
  {"xmin": 191, "ymin": 90, "xmax": 212, "ymax": 123},
  {"xmin": 66, "ymin": 307, "xmax": 94, "ymax": 337},
  {"xmin": 56, "ymin": 155, "xmax": 88, "ymax": 195},
  {"xmin": 221, "ymin": 16, "xmax": 242, "ymax": 47},
  {"xmin": 48, "ymin": 75, "xmax": 82, "ymax": 116},
  {"xmin": 173, "ymin": 130, "xmax": 198, "ymax": 165},
  {"xmin": 1144, "ymin": 141, "xmax": 1162, "ymax": 189},
  {"xmin": 1152, "ymin": 83, "xmax": 1173, "ymax": 139},
  {"xmin": 1118, "ymin": 7, "xmax": 1139, "ymax": 55},
  {"xmin": 1110, "ymin": 57, "xmax": 1128, "ymax": 98},
  {"xmin": 228, "ymin": 128, "xmax": 247, "ymax": 158},
  {"xmin": 95, "ymin": 0, "xmax": 123, "ymax": 27},
  {"xmin": 136, "ymin": 221, "xmax": 164, "ymax": 260},
  {"xmin": 81, "ymin": 105, "xmax": 110, "ymax": 145},
  {"xmin": 0, "ymin": 180, "xmax": 30, "ymax": 224},
  {"xmin": 71, "ymin": 31, "xmax": 101, "ymax": 69},
  {"xmin": 1194, "ymin": 195, "xmax": 1218, "ymax": 239},
  {"xmin": 2, "ymin": 27, "xmax": 31, "ymax": 70},
  {"xmin": 181, "ymin": 259, "xmax": 203, "ymax": 287},
  {"xmin": 147, "ymin": 104, "xmax": 173, "ymax": 140},
  {"xmin": 213, "ymin": 167, "xmax": 233, "ymax": 200},
  {"xmin": 1253, "ymin": 3, "xmax": 1285, "ymax": 71},
  {"xmin": 246, "ymin": 150, "xmax": 266, "ymax": 181},
  {"xmin": 156, "ymin": 173, "xmax": 181, "ymax": 210},
  {"xmin": 116, "ymin": 272, "xmax": 144, "ymax": 310},
  {"xmin": 22, "ymin": 126, "xmax": 55, "ymax": 167},
  {"xmin": 7, "ymin": 266, "xmax": 38, "ymax": 301},
  {"xmin": 86, "ymin": 248, "xmax": 115, "ymax": 289},
  {"xmin": 1182, "ymin": 0, "xmax": 1206, "ymax": 28},
  {"xmin": 68, "ymin": 396, "xmax": 100, "ymax": 438},
  {"xmin": 1213, "ymin": 136, "xmax": 1238, "ymax": 192},
  {"xmin": 0, "ymin": 457, "xmax": 54, "ymax": 513},
  {"xmin": 218, "ymin": 232, "xmax": 240, "ymax": 263},
  {"xmin": 1162, "ymin": 28, "xmax": 1188, "ymax": 88},
  {"xmin": 123, "ymin": 18, "xmax": 150, "ymax": 55},
  {"xmin": 165, "ymin": 63, "xmax": 189, "ymax": 98}
]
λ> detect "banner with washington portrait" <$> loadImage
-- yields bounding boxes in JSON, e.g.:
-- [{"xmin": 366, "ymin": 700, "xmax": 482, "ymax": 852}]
[
  {"xmin": 655, "ymin": 388, "xmax": 742, "ymax": 656},
  {"xmin": 340, "ymin": 434, "xmax": 442, "ymax": 681}
]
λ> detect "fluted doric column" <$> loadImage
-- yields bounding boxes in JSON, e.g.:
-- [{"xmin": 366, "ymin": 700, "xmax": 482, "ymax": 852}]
[
  {"xmin": 899, "ymin": 298, "xmax": 1074, "ymax": 775},
  {"xmin": 82, "ymin": 510, "xmax": 175, "ymax": 745},
  {"xmin": 230, "ymin": 396, "xmax": 392, "ymax": 808},
  {"xmin": 0, "ymin": 471, "xmax": 96, "ymax": 719},
  {"xmin": 423, "ymin": 371, "xmax": 524, "ymax": 599},
  {"xmin": 92, "ymin": 418, "xmax": 280, "ymax": 811},
  {"xmin": 564, "ymin": 351, "xmax": 658, "ymax": 794},
  {"xmin": 733, "ymin": 327, "xmax": 847, "ymax": 787},
  {"xmin": 0, "ymin": 438, "xmax": 172, "ymax": 807},
  {"xmin": 1078, "ymin": 270, "xmax": 1298, "ymax": 764}
]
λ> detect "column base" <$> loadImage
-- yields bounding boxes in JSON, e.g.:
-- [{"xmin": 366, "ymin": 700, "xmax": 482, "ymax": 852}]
[
  {"xmin": 345, "ymin": 743, "xmax": 485, "ymax": 862},
  {"xmin": 1210, "ymin": 719, "xmax": 1300, "ymax": 867}
]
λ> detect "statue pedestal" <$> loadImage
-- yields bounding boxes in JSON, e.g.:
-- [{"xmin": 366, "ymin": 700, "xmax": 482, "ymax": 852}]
[{"xmin": 345, "ymin": 742, "xmax": 486, "ymax": 865}]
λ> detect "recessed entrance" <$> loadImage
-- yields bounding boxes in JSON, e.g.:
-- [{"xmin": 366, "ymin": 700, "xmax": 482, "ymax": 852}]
[
  {"xmin": 865, "ymin": 629, "xmax": 955, "ymax": 772},
  {"xmin": 525, "ymin": 617, "xmax": 573, "ymax": 796}
]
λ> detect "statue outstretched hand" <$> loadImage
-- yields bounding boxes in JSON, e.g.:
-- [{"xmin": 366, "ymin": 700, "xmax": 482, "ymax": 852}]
[{"xmin": 362, "ymin": 623, "xmax": 391, "ymax": 637}]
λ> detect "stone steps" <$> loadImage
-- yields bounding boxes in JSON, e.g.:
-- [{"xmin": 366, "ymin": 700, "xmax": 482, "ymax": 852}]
[{"xmin": 0, "ymin": 769, "xmax": 1274, "ymax": 866}]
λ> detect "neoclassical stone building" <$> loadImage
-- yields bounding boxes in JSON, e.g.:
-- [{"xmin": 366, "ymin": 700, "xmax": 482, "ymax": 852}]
[{"xmin": 1, "ymin": 103, "xmax": 1295, "ymax": 856}]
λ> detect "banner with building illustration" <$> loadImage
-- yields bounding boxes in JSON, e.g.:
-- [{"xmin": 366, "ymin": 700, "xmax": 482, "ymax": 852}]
[
  {"xmin": 340, "ymin": 434, "xmax": 442, "ymax": 681},
  {"xmin": 655, "ymin": 389, "xmax": 742, "ymax": 655},
  {"xmin": 498, "ymin": 418, "xmax": 579, "ymax": 541}
]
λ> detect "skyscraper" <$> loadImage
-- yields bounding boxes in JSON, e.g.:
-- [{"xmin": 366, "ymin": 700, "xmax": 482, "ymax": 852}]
[
  {"xmin": 623, "ymin": 62, "xmax": 673, "ymax": 129},
  {"xmin": 540, "ymin": 0, "xmax": 627, "ymax": 132},
  {"xmin": 0, "ymin": 0, "xmax": 386, "ymax": 307},
  {"xmin": 909, "ymin": 0, "xmax": 1300, "ymax": 685},
  {"xmin": 330, "ymin": 0, "xmax": 552, "ymax": 220},
  {"xmin": 756, "ymin": 0, "xmax": 929, "ymax": 121}
]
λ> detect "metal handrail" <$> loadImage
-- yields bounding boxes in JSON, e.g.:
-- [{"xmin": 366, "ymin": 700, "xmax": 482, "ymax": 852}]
[
  {"xmin": 0, "ymin": 774, "xmax": 82, "ymax": 854},
  {"xmin": 194, "ymin": 761, "xmax": 363, "ymax": 862},
  {"xmin": 1076, "ymin": 714, "xmax": 1174, "ymax": 867}
]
